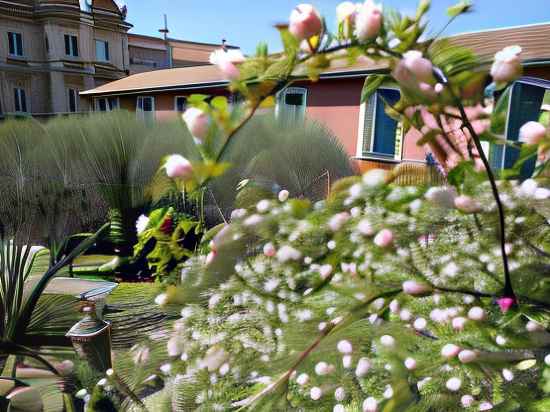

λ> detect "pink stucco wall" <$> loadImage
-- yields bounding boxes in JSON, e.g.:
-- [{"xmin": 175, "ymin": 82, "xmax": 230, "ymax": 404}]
[{"xmin": 304, "ymin": 78, "xmax": 427, "ymax": 163}]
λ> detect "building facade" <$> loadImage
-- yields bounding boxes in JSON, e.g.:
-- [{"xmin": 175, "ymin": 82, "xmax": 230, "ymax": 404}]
[
  {"xmin": 81, "ymin": 23, "xmax": 550, "ymax": 173},
  {"xmin": 0, "ymin": 0, "xmax": 132, "ymax": 118},
  {"xmin": 128, "ymin": 34, "xmax": 234, "ymax": 75}
]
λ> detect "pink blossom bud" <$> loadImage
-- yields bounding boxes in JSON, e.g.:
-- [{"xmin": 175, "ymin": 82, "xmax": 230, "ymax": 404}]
[
  {"xmin": 467, "ymin": 306, "xmax": 486, "ymax": 321},
  {"xmin": 355, "ymin": 0, "xmax": 382, "ymax": 42},
  {"xmin": 289, "ymin": 4, "xmax": 323, "ymax": 41},
  {"xmin": 402, "ymin": 280, "xmax": 432, "ymax": 296},
  {"xmin": 441, "ymin": 343, "xmax": 461, "ymax": 359},
  {"xmin": 461, "ymin": 395, "xmax": 475, "ymax": 407},
  {"xmin": 209, "ymin": 49, "xmax": 246, "ymax": 81},
  {"xmin": 496, "ymin": 297, "xmax": 516, "ymax": 313},
  {"xmin": 479, "ymin": 401, "xmax": 494, "ymax": 411},
  {"xmin": 205, "ymin": 251, "xmax": 217, "ymax": 265},
  {"xmin": 445, "ymin": 377, "xmax": 462, "ymax": 392},
  {"xmin": 278, "ymin": 189, "xmax": 290, "ymax": 202},
  {"xmin": 491, "ymin": 45, "xmax": 522, "ymax": 85},
  {"xmin": 458, "ymin": 349, "xmax": 478, "ymax": 363},
  {"xmin": 337, "ymin": 340, "xmax": 353, "ymax": 354},
  {"xmin": 519, "ymin": 121, "xmax": 547, "ymax": 145},
  {"xmin": 374, "ymin": 229, "xmax": 394, "ymax": 247},
  {"xmin": 363, "ymin": 397, "xmax": 378, "ymax": 412},
  {"xmin": 404, "ymin": 357, "xmax": 417, "ymax": 370},
  {"xmin": 328, "ymin": 212, "xmax": 350, "ymax": 232},
  {"xmin": 454, "ymin": 195, "xmax": 483, "ymax": 214},
  {"xmin": 165, "ymin": 154, "xmax": 193, "ymax": 179},
  {"xmin": 393, "ymin": 50, "xmax": 435, "ymax": 88},
  {"xmin": 263, "ymin": 242, "xmax": 276, "ymax": 257},
  {"xmin": 526, "ymin": 320, "xmax": 544, "ymax": 332},
  {"xmin": 336, "ymin": 2, "xmax": 358, "ymax": 38},
  {"xmin": 452, "ymin": 317, "xmax": 467, "ymax": 331},
  {"xmin": 355, "ymin": 357, "xmax": 371, "ymax": 377},
  {"xmin": 182, "ymin": 107, "xmax": 209, "ymax": 140}
]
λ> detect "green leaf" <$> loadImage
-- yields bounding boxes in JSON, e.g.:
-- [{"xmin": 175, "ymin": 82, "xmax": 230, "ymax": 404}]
[
  {"xmin": 447, "ymin": 161, "xmax": 475, "ymax": 187},
  {"xmin": 211, "ymin": 96, "xmax": 229, "ymax": 113},
  {"xmin": 416, "ymin": 0, "xmax": 431, "ymax": 19},
  {"xmin": 447, "ymin": 0, "xmax": 473, "ymax": 17},
  {"xmin": 278, "ymin": 26, "xmax": 299, "ymax": 54},
  {"xmin": 361, "ymin": 75, "xmax": 387, "ymax": 104},
  {"xmin": 187, "ymin": 94, "xmax": 210, "ymax": 105},
  {"xmin": 516, "ymin": 359, "xmax": 537, "ymax": 370}
]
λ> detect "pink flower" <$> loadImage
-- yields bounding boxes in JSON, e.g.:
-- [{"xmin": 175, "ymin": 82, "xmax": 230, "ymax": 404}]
[
  {"xmin": 441, "ymin": 343, "xmax": 461, "ymax": 359},
  {"xmin": 393, "ymin": 51, "xmax": 435, "ymax": 89},
  {"xmin": 263, "ymin": 242, "xmax": 276, "ymax": 257},
  {"xmin": 336, "ymin": 1, "xmax": 358, "ymax": 38},
  {"xmin": 458, "ymin": 349, "xmax": 478, "ymax": 363},
  {"xmin": 374, "ymin": 229, "xmax": 393, "ymax": 247},
  {"xmin": 182, "ymin": 107, "xmax": 210, "ymax": 140},
  {"xmin": 491, "ymin": 45, "xmax": 522, "ymax": 85},
  {"xmin": 289, "ymin": 4, "xmax": 323, "ymax": 41},
  {"xmin": 209, "ymin": 49, "xmax": 246, "ymax": 81},
  {"xmin": 454, "ymin": 195, "xmax": 482, "ymax": 214},
  {"xmin": 355, "ymin": 0, "xmax": 383, "ymax": 42},
  {"xmin": 328, "ymin": 212, "xmax": 350, "ymax": 232},
  {"xmin": 205, "ymin": 251, "xmax": 217, "ymax": 265},
  {"xmin": 496, "ymin": 296, "xmax": 516, "ymax": 313},
  {"xmin": 165, "ymin": 154, "xmax": 193, "ymax": 180},
  {"xmin": 519, "ymin": 121, "xmax": 547, "ymax": 145},
  {"xmin": 402, "ymin": 280, "xmax": 432, "ymax": 296}
]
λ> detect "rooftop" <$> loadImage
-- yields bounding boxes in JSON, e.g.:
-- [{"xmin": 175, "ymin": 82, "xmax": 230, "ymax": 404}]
[{"xmin": 82, "ymin": 22, "xmax": 550, "ymax": 97}]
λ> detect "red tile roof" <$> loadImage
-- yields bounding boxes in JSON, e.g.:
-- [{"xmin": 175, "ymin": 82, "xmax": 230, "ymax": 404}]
[{"xmin": 82, "ymin": 22, "xmax": 550, "ymax": 97}]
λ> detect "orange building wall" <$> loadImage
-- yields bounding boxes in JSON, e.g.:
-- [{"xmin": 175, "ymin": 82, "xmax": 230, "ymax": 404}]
[
  {"xmin": 304, "ymin": 78, "xmax": 427, "ymax": 164},
  {"xmin": 305, "ymin": 78, "xmax": 363, "ymax": 156}
]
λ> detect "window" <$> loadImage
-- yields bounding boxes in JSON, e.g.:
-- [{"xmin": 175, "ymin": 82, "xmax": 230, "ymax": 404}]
[
  {"xmin": 175, "ymin": 96, "xmax": 187, "ymax": 112},
  {"xmin": 64, "ymin": 34, "xmax": 79, "ymax": 57},
  {"xmin": 8, "ymin": 32, "xmax": 23, "ymax": 57},
  {"xmin": 95, "ymin": 97, "xmax": 119, "ymax": 112},
  {"xmin": 488, "ymin": 77, "xmax": 550, "ymax": 177},
  {"xmin": 136, "ymin": 96, "xmax": 155, "ymax": 122},
  {"xmin": 276, "ymin": 87, "xmax": 307, "ymax": 124},
  {"xmin": 68, "ymin": 88, "xmax": 79, "ymax": 113},
  {"xmin": 14, "ymin": 88, "xmax": 27, "ymax": 113},
  {"xmin": 357, "ymin": 87, "xmax": 403, "ymax": 159},
  {"xmin": 95, "ymin": 40, "xmax": 110, "ymax": 62}
]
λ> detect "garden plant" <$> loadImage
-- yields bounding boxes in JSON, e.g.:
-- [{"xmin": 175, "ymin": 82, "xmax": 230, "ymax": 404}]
[{"xmin": 2, "ymin": 0, "xmax": 550, "ymax": 411}]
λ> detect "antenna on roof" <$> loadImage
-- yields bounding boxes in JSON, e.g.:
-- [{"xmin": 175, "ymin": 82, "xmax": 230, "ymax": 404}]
[{"xmin": 159, "ymin": 14, "xmax": 169, "ymax": 41}]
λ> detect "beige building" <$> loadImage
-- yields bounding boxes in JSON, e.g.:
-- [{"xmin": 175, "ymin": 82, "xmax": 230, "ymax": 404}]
[
  {"xmin": 0, "ymin": 0, "xmax": 131, "ymax": 118},
  {"xmin": 128, "ymin": 33, "xmax": 237, "ymax": 75}
]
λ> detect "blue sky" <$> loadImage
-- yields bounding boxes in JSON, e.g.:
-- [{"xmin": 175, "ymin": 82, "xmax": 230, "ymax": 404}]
[{"xmin": 124, "ymin": 0, "xmax": 550, "ymax": 54}]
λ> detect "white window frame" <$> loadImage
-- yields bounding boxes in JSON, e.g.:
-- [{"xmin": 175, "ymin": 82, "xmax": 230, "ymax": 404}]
[
  {"xmin": 136, "ymin": 96, "xmax": 155, "ymax": 121},
  {"xmin": 14, "ymin": 87, "xmax": 28, "ymax": 113},
  {"xmin": 95, "ymin": 39, "xmax": 110, "ymax": 62},
  {"xmin": 7, "ymin": 31, "xmax": 23, "ymax": 57},
  {"xmin": 174, "ymin": 96, "xmax": 187, "ymax": 112},
  {"xmin": 67, "ymin": 88, "xmax": 79, "ymax": 113},
  {"xmin": 356, "ymin": 85, "xmax": 403, "ymax": 161},
  {"xmin": 275, "ymin": 87, "xmax": 308, "ymax": 123},
  {"xmin": 64, "ymin": 34, "xmax": 79, "ymax": 57}
]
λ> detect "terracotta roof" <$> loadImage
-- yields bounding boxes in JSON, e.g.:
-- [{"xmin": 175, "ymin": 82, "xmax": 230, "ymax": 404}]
[
  {"xmin": 83, "ymin": 22, "xmax": 550, "ymax": 97},
  {"xmin": 81, "ymin": 64, "xmax": 225, "ymax": 96},
  {"xmin": 448, "ymin": 22, "xmax": 550, "ymax": 63}
]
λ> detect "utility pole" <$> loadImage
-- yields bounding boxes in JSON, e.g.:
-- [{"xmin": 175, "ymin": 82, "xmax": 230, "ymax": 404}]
[{"xmin": 159, "ymin": 14, "xmax": 172, "ymax": 68}]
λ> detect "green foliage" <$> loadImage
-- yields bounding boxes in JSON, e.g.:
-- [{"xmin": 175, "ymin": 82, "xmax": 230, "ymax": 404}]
[{"xmin": 134, "ymin": 207, "xmax": 201, "ymax": 279}]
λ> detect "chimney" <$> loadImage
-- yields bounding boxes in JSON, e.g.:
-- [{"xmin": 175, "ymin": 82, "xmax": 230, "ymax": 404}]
[{"xmin": 222, "ymin": 38, "xmax": 228, "ymax": 52}]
